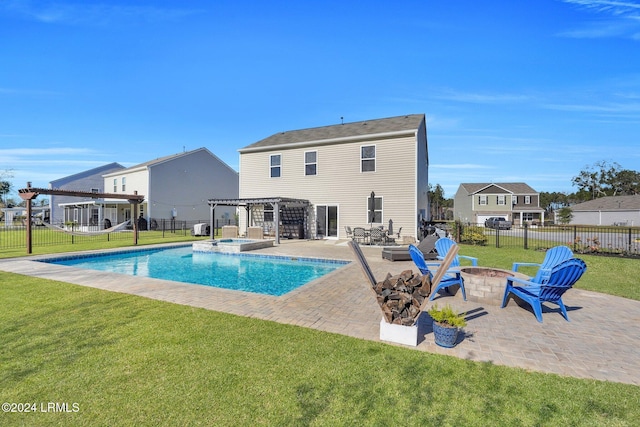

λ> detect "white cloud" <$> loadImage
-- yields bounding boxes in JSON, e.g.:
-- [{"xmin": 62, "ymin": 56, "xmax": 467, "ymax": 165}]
[
  {"xmin": 561, "ymin": 0, "xmax": 640, "ymax": 39},
  {"xmin": 432, "ymin": 89, "xmax": 531, "ymax": 104},
  {"xmin": 0, "ymin": 1, "xmax": 203, "ymax": 26}
]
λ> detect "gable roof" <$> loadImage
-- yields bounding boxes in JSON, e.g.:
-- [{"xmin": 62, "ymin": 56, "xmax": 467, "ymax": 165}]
[
  {"xmin": 571, "ymin": 195, "xmax": 640, "ymax": 211},
  {"xmin": 459, "ymin": 183, "xmax": 538, "ymax": 195},
  {"xmin": 103, "ymin": 147, "xmax": 237, "ymax": 176},
  {"xmin": 239, "ymin": 114, "xmax": 425, "ymax": 152},
  {"xmin": 50, "ymin": 162, "xmax": 125, "ymax": 187}
]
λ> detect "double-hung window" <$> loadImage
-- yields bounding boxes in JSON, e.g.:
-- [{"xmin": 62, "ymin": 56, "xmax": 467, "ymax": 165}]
[
  {"xmin": 305, "ymin": 151, "xmax": 317, "ymax": 176},
  {"xmin": 270, "ymin": 154, "xmax": 281, "ymax": 178},
  {"xmin": 525, "ymin": 196, "xmax": 531, "ymax": 205},
  {"xmin": 479, "ymin": 195, "xmax": 488, "ymax": 205},
  {"xmin": 497, "ymin": 195, "xmax": 506, "ymax": 205},
  {"xmin": 113, "ymin": 178, "xmax": 118, "ymax": 193},
  {"xmin": 122, "ymin": 177, "xmax": 126, "ymax": 192},
  {"xmin": 361, "ymin": 145, "xmax": 376, "ymax": 172}
]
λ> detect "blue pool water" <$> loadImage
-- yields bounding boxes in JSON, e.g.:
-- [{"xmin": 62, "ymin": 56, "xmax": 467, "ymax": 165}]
[{"xmin": 42, "ymin": 246, "xmax": 349, "ymax": 296}]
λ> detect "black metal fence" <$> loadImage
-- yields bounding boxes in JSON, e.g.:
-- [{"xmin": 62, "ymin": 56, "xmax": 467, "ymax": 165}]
[
  {"xmin": 452, "ymin": 222, "xmax": 640, "ymax": 256},
  {"xmin": 0, "ymin": 218, "xmax": 238, "ymax": 251}
]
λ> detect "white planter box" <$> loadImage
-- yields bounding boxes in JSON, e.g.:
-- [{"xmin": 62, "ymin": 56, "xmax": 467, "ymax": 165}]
[{"xmin": 379, "ymin": 312, "xmax": 429, "ymax": 346}]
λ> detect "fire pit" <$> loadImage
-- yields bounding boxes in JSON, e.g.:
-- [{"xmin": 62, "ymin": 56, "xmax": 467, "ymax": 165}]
[{"xmin": 459, "ymin": 267, "xmax": 528, "ymax": 306}]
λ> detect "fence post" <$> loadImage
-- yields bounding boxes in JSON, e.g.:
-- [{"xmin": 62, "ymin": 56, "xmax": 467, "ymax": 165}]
[
  {"xmin": 629, "ymin": 227, "xmax": 633, "ymax": 254},
  {"xmin": 523, "ymin": 222, "xmax": 528, "ymax": 250},
  {"xmin": 573, "ymin": 226, "xmax": 577, "ymax": 252}
]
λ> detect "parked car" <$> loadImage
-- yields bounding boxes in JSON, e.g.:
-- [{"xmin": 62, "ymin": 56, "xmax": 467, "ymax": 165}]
[{"xmin": 484, "ymin": 217, "xmax": 512, "ymax": 230}]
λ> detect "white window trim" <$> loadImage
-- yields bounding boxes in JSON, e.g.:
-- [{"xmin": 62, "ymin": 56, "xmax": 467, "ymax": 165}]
[
  {"xmin": 525, "ymin": 195, "xmax": 531, "ymax": 204},
  {"xmin": 479, "ymin": 195, "xmax": 488, "ymax": 205},
  {"xmin": 304, "ymin": 150, "xmax": 317, "ymax": 176},
  {"xmin": 497, "ymin": 195, "xmax": 506, "ymax": 205},
  {"xmin": 270, "ymin": 154, "xmax": 282, "ymax": 178},
  {"xmin": 360, "ymin": 144, "xmax": 376, "ymax": 173}
]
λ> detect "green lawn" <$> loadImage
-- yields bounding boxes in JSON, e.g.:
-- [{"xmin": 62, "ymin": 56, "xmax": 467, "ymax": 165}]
[
  {"xmin": 457, "ymin": 244, "xmax": 640, "ymax": 301},
  {"xmin": 1, "ymin": 240, "xmax": 639, "ymax": 425},
  {"xmin": 1, "ymin": 273, "xmax": 638, "ymax": 426}
]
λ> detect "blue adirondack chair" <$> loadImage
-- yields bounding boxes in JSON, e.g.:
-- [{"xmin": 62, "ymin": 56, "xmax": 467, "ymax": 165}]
[
  {"xmin": 409, "ymin": 244, "xmax": 467, "ymax": 301},
  {"xmin": 512, "ymin": 245, "xmax": 573, "ymax": 283},
  {"xmin": 501, "ymin": 258, "xmax": 587, "ymax": 322},
  {"xmin": 429, "ymin": 237, "xmax": 478, "ymax": 267}
]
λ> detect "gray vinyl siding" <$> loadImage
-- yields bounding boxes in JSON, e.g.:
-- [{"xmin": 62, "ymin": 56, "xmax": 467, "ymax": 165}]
[
  {"xmin": 148, "ymin": 150, "xmax": 238, "ymax": 222},
  {"xmin": 49, "ymin": 163, "xmax": 124, "ymax": 225}
]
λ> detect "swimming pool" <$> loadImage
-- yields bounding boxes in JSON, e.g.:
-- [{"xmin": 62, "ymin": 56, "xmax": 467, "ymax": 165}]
[{"xmin": 40, "ymin": 246, "xmax": 349, "ymax": 296}]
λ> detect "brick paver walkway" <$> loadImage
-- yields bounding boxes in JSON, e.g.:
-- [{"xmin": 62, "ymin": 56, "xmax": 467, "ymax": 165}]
[{"xmin": 2, "ymin": 240, "xmax": 638, "ymax": 386}]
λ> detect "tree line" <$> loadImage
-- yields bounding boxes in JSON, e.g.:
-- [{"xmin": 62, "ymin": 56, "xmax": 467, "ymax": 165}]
[{"xmin": 430, "ymin": 160, "xmax": 640, "ymax": 219}]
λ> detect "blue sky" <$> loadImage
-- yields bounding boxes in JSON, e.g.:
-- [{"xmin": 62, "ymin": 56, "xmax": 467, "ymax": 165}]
[{"xmin": 1, "ymin": 0, "xmax": 639, "ymax": 200}]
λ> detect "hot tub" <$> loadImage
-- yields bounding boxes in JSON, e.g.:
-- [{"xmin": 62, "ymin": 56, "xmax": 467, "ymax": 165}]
[{"xmin": 193, "ymin": 238, "xmax": 275, "ymax": 253}]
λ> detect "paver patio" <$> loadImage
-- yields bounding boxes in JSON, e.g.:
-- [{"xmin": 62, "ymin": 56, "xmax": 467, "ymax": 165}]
[{"xmin": 1, "ymin": 239, "xmax": 638, "ymax": 386}]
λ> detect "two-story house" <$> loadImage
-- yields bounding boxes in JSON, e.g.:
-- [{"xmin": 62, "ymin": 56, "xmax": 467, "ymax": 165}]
[
  {"xmin": 55, "ymin": 148, "xmax": 238, "ymax": 230},
  {"xmin": 50, "ymin": 162, "xmax": 125, "ymax": 226},
  {"xmin": 454, "ymin": 183, "xmax": 545, "ymax": 226},
  {"xmin": 237, "ymin": 114, "xmax": 429, "ymax": 240},
  {"xmin": 102, "ymin": 147, "xmax": 239, "ymax": 226}
]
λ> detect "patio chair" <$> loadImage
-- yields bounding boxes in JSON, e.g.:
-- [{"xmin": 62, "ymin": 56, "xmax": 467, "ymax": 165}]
[
  {"xmin": 353, "ymin": 227, "xmax": 367, "ymax": 244},
  {"xmin": 430, "ymin": 237, "xmax": 478, "ymax": 267},
  {"xmin": 345, "ymin": 226, "xmax": 354, "ymax": 240},
  {"xmin": 501, "ymin": 258, "xmax": 587, "ymax": 322},
  {"xmin": 512, "ymin": 245, "xmax": 573, "ymax": 284},
  {"xmin": 409, "ymin": 244, "xmax": 466, "ymax": 301},
  {"xmin": 369, "ymin": 227, "xmax": 386, "ymax": 245}
]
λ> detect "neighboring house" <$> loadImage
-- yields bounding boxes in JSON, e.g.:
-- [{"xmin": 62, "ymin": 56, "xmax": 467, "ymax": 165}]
[
  {"xmin": 49, "ymin": 162, "xmax": 125, "ymax": 226},
  {"xmin": 237, "ymin": 114, "xmax": 429, "ymax": 240},
  {"xmin": 58, "ymin": 148, "xmax": 238, "ymax": 229},
  {"xmin": 566, "ymin": 195, "xmax": 640, "ymax": 226},
  {"xmin": 101, "ymin": 147, "xmax": 238, "ymax": 227},
  {"xmin": 454, "ymin": 183, "xmax": 545, "ymax": 226}
]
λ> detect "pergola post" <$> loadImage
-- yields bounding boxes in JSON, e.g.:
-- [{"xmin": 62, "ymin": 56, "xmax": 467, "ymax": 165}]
[{"xmin": 18, "ymin": 183, "xmax": 145, "ymax": 254}]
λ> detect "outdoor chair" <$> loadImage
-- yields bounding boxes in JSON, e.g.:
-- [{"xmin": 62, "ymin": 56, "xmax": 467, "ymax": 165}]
[
  {"xmin": 369, "ymin": 227, "xmax": 386, "ymax": 245},
  {"xmin": 353, "ymin": 227, "xmax": 367, "ymax": 244},
  {"xmin": 409, "ymin": 244, "xmax": 466, "ymax": 301},
  {"xmin": 501, "ymin": 257, "xmax": 587, "ymax": 322},
  {"xmin": 512, "ymin": 245, "xmax": 574, "ymax": 284},
  {"xmin": 430, "ymin": 237, "xmax": 478, "ymax": 267},
  {"xmin": 345, "ymin": 226, "xmax": 354, "ymax": 240}
]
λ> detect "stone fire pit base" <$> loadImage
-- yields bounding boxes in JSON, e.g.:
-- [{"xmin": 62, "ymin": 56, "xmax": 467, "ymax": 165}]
[{"xmin": 460, "ymin": 267, "xmax": 529, "ymax": 306}]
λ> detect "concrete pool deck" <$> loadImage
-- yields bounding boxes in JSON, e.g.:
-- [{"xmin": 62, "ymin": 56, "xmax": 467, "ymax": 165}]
[{"xmin": 1, "ymin": 239, "xmax": 638, "ymax": 386}]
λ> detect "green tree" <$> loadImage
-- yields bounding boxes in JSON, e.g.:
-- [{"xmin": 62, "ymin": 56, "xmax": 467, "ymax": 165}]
[
  {"xmin": 558, "ymin": 207, "xmax": 573, "ymax": 224},
  {"xmin": 570, "ymin": 161, "xmax": 640, "ymax": 199},
  {"xmin": 428, "ymin": 183, "xmax": 446, "ymax": 220}
]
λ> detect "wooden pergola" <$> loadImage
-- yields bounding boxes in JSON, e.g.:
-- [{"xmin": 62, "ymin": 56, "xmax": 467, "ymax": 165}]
[
  {"xmin": 207, "ymin": 197, "xmax": 311, "ymax": 244},
  {"xmin": 18, "ymin": 182, "xmax": 145, "ymax": 254}
]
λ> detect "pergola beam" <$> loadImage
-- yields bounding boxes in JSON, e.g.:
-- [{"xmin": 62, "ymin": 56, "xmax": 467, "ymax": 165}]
[{"xmin": 18, "ymin": 182, "xmax": 145, "ymax": 254}]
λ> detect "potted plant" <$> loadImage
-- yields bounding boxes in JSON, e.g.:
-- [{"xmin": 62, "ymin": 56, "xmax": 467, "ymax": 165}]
[{"xmin": 427, "ymin": 303, "xmax": 467, "ymax": 348}]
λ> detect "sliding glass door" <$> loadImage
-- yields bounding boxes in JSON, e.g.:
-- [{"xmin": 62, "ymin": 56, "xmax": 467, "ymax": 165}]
[{"xmin": 316, "ymin": 205, "xmax": 338, "ymax": 238}]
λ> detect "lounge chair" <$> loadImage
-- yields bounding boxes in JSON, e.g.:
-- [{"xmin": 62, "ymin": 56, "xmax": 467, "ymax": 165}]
[
  {"xmin": 429, "ymin": 237, "xmax": 478, "ymax": 267},
  {"xmin": 381, "ymin": 235, "xmax": 438, "ymax": 261},
  {"xmin": 409, "ymin": 244, "xmax": 466, "ymax": 301},
  {"xmin": 512, "ymin": 245, "xmax": 573, "ymax": 283},
  {"xmin": 501, "ymin": 258, "xmax": 587, "ymax": 322}
]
